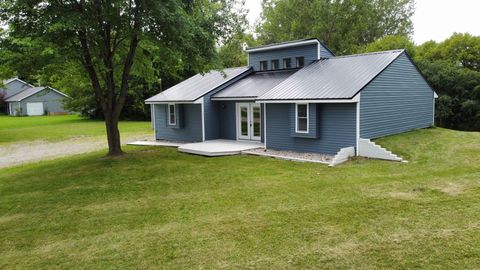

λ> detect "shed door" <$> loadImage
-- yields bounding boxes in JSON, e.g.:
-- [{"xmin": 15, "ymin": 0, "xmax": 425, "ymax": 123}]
[{"xmin": 26, "ymin": 102, "xmax": 44, "ymax": 116}]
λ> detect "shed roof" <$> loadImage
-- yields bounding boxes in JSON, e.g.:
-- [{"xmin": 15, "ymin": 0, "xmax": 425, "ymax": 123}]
[
  {"xmin": 257, "ymin": 50, "xmax": 404, "ymax": 101},
  {"xmin": 5, "ymin": 86, "xmax": 68, "ymax": 102},
  {"xmin": 212, "ymin": 70, "xmax": 297, "ymax": 99},
  {"xmin": 145, "ymin": 67, "xmax": 251, "ymax": 103}
]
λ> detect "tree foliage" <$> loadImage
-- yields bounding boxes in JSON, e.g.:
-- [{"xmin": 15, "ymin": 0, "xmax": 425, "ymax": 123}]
[
  {"xmin": 256, "ymin": 0, "xmax": 414, "ymax": 54},
  {"xmin": 363, "ymin": 35, "xmax": 416, "ymax": 58},
  {"xmin": 0, "ymin": 0, "xmax": 245, "ymax": 155}
]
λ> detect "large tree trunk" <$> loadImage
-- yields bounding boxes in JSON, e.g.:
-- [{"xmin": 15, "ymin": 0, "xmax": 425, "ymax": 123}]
[{"xmin": 105, "ymin": 112, "xmax": 123, "ymax": 156}]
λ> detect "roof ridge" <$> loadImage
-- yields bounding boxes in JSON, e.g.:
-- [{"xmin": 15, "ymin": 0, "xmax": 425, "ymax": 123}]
[{"xmin": 329, "ymin": 49, "xmax": 404, "ymax": 59}]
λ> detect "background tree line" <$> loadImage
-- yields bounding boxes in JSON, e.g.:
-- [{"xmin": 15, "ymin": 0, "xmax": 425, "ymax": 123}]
[{"xmin": 1, "ymin": 0, "xmax": 478, "ymax": 133}]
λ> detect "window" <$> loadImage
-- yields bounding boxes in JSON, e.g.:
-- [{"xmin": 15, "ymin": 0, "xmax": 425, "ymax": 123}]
[
  {"xmin": 168, "ymin": 104, "xmax": 176, "ymax": 125},
  {"xmin": 271, "ymin": 59, "xmax": 279, "ymax": 70},
  {"xmin": 295, "ymin": 103, "xmax": 308, "ymax": 133},
  {"xmin": 283, "ymin": 58, "xmax": 292, "ymax": 69},
  {"xmin": 260, "ymin": 61, "xmax": 268, "ymax": 71},
  {"xmin": 296, "ymin": 57, "xmax": 304, "ymax": 68}
]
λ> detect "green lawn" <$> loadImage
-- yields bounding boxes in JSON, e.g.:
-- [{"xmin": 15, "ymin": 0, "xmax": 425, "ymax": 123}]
[
  {"xmin": 0, "ymin": 115, "xmax": 150, "ymax": 145},
  {"xmin": 1, "ymin": 128, "xmax": 480, "ymax": 268}
]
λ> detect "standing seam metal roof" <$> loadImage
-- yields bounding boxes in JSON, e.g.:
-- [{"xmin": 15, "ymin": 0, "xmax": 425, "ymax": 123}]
[
  {"xmin": 212, "ymin": 70, "xmax": 297, "ymax": 99},
  {"xmin": 5, "ymin": 87, "xmax": 47, "ymax": 102},
  {"xmin": 257, "ymin": 50, "xmax": 404, "ymax": 100},
  {"xmin": 145, "ymin": 67, "xmax": 251, "ymax": 103}
]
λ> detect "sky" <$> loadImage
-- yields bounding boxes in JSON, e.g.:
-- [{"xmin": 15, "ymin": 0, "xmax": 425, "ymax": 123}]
[{"xmin": 243, "ymin": 0, "xmax": 480, "ymax": 44}]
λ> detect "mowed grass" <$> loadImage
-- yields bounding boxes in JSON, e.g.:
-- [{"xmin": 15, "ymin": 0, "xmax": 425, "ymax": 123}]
[
  {"xmin": 1, "ymin": 128, "xmax": 480, "ymax": 269},
  {"xmin": 0, "ymin": 115, "xmax": 150, "ymax": 145}
]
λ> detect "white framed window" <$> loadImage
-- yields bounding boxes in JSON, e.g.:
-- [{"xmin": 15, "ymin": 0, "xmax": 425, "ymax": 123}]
[
  {"xmin": 260, "ymin": 61, "xmax": 268, "ymax": 71},
  {"xmin": 271, "ymin": 59, "xmax": 279, "ymax": 70},
  {"xmin": 168, "ymin": 104, "xmax": 176, "ymax": 125},
  {"xmin": 283, "ymin": 58, "xmax": 291, "ymax": 69},
  {"xmin": 295, "ymin": 103, "xmax": 309, "ymax": 133},
  {"xmin": 296, "ymin": 57, "xmax": 304, "ymax": 68}
]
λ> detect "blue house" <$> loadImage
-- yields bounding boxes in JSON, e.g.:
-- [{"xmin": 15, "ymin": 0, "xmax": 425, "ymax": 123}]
[{"xmin": 145, "ymin": 38, "xmax": 436, "ymax": 162}]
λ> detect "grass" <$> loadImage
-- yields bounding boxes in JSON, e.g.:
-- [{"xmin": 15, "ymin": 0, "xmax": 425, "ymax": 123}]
[
  {"xmin": 1, "ymin": 127, "xmax": 480, "ymax": 268},
  {"xmin": 0, "ymin": 115, "xmax": 150, "ymax": 145}
]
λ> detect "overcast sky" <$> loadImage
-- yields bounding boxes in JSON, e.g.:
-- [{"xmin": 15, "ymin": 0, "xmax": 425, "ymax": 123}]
[{"xmin": 244, "ymin": 0, "xmax": 480, "ymax": 44}]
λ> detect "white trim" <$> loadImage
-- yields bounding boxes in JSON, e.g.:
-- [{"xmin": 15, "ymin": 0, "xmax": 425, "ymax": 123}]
[
  {"xmin": 201, "ymin": 97, "xmax": 206, "ymax": 141},
  {"xmin": 432, "ymin": 94, "xmax": 435, "ymax": 127},
  {"xmin": 245, "ymin": 39, "xmax": 319, "ymax": 53},
  {"xmin": 152, "ymin": 104, "xmax": 157, "ymax": 139},
  {"xmin": 236, "ymin": 103, "xmax": 250, "ymax": 140},
  {"xmin": 167, "ymin": 103, "xmax": 177, "ymax": 126},
  {"xmin": 257, "ymin": 97, "xmax": 359, "ymax": 104},
  {"xmin": 151, "ymin": 104, "xmax": 155, "ymax": 129},
  {"xmin": 146, "ymin": 101, "xmax": 196, "ymax": 105},
  {"xmin": 356, "ymin": 100, "xmax": 360, "ymax": 156},
  {"xmin": 295, "ymin": 103, "xmax": 309, "ymax": 134},
  {"xmin": 263, "ymin": 103, "xmax": 267, "ymax": 148},
  {"xmin": 211, "ymin": 97, "xmax": 256, "ymax": 101},
  {"xmin": 317, "ymin": 40, "xmax": 321, "ymax": 59},
  {"xmin": 251, "ymin": 103, "xmax": 261, "ymax": 141}
]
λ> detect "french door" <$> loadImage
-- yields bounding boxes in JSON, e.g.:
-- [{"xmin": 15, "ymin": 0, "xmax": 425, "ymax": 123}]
[{"xmin": 237, "ymin": 103, "xmax": 261, "ymax": 141}]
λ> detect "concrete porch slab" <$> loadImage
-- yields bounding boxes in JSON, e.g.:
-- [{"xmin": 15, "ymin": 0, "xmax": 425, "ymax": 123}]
[
  {"xmin": 178, "ymin": 139, "xmax": 264, "ymax": 156},
  {"xmin": 127, "ymin": 140, "xmax": 185, "ymax": 147}
]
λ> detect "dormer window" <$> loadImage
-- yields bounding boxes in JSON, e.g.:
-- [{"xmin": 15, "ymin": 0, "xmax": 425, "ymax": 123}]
[
  {"xmin": 271, "ymin": 60, "xmax": 279, "ymax": 70},
  {"xmin": 260, "ymin": 61, "xmax": 268, "ymax": 71},
  {"xmin": 283, "ymin": 58, "xmax": 291, "ymax": 69},
  {"xmin": 296, "ymin": 57, "xmax": 304, "ymax": 68}
]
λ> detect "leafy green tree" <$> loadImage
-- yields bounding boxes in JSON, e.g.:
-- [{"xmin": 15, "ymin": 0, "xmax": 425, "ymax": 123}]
[
  {"xmin": 256, "ymin": 0, "xmax": 414, "ymax": 54},
  {"xmin": 363, "ymin": 35, "xmax": 416, "ymax": 57},
  {"xmin": 417, "ymin": 33, "xmax": 479, "ymax": 71},
  {"xmin": 218, "ymin": 33, "xmax": 258, "ymax": 67},
  {"xmin": 1, "ymin": 0, "xmax": 243, "ymax": 155}
]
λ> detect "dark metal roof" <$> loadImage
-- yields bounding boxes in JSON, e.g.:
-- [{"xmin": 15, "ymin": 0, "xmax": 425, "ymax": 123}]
[
  {"xmin": 257, "ymin": 50, "xmax": 404, "ymax": 100},
  {"xmin": 212, "ymin": 70, "xmax": 297, "ymax": 99},
  {"xmin": 145, "ymin": 67, "xmax": 251, "ymax": 103}
]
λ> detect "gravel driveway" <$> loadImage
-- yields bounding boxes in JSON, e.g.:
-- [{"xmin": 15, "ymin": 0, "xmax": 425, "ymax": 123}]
[{"xmin": 0, "ymin": 134, "xmax": 152, "ymax": 169}]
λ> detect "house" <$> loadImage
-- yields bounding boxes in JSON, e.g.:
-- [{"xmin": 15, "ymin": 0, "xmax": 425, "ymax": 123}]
[
  {"xmin": 145, "ymin": 38, "xmax": 436, "ymax": 159},
  {"xmin": 1, "ymin": 78, "xmax": 69, "ymax": 116}
]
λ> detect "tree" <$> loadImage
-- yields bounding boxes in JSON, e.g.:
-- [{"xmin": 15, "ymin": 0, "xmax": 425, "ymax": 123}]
[
  {"xmin": 363, "ymin": 35, "xmax": 416, "ymax": 57},
  {"xmin": 1, "ymin": 0, "xmax": 242, "ymax": 156},
  {"xmin": 218, "ymin": 33, "xmax": 258, "ymax": 68},
  {"xmin": 256, "ymin": 0, "xmax": 414, "ymax": 54}
]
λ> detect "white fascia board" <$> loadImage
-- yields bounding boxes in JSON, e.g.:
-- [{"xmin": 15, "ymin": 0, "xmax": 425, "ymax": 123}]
[
  {"xmin": 246, "ymin": 39, "xmax": 319, "ymax": 53},
  {"xmin": 256, "ymin": 96, "xmax": 359, "ymax": 104},
  {"xmin": 45, "ymin": 87, "xmax": 69, "ymax": 98},
  {"xmin": 145, "ymin": 101, "xmax": 196, "ymax": 105},
  {"xmin": 211, "ymin": 97, "xmax": 256, "ymax": 101}
]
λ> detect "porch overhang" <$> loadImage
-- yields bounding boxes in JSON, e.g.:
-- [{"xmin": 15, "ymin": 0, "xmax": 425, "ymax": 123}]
[{"xmin": 255, "ymin": 95, "xmax": 360, "ymax": 103}]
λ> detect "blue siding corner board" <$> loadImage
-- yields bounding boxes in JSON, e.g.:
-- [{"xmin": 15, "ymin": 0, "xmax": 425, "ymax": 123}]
[
  {"xmin": 360, "ymin": 52, "xmax": 434, "ymax": 139},
  {"xmin": 266, "ymin": 103, "xmax": 356, "ymax": 155}
]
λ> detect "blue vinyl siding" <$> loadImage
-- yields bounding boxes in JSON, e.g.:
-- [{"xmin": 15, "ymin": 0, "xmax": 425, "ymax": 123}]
[
  {"xmin": 204, "ymin": 93, "xmax": 220, "ymax": 140},
  {"xmin": 218, "ymin": 101, "xmax": 237, "ymax": 140},
  {"xmin": 249, "ymin": 44, "xmax": 318, "ymax": 71},
  {"xmin": 155, "ymin": 104, "xmax": 202, "ymax": 142},
  {"xmin": 266, "ymin": 103, "xmax": 356, "ymax": 155},
  {"xmin": 320, "ymin": 44, "xmax": 334, "ymax": 58},
  {"xmin": 360, "ymin": 53, "xmax": 434, "ymax": 139}
]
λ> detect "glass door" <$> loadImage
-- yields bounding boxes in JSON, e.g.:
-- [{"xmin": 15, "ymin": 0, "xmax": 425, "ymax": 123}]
[
  {"xmin": 238, "ymin": 103, "xmax": 250, "ymax": 140},
  {"xmin": 251, "ymin": 104, "xmax": 261, "ymax": 141},
  {"xmin": 237, "ymin": 103, "xmax": 261, "ymax": 141}
]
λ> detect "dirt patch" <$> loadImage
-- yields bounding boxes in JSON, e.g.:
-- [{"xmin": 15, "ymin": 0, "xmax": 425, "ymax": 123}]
[
  {"xmin": 0, "ymin": 213, "xmax": 25, "ymax": 224},
  {"xmin": 437, "ymin": 183, "xmax": 465, "ymax": 196},
  {"xmin": 0, "ymin": 134, "xmax": 152, "ymax": 169}
]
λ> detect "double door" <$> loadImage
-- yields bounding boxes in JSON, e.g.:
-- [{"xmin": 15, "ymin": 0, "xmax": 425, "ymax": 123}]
[{"xmin": 237, "ymin": 103, "xmax": 261, "ymax": 141}]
